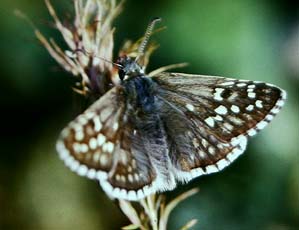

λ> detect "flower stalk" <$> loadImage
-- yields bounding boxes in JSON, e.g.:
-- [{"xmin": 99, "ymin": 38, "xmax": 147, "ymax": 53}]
[{"xmin": 120, "ymin": 188, "xmax": 199, "ymax": 230}]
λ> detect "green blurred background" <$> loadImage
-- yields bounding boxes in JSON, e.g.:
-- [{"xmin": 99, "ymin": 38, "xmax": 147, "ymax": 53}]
[{"xmin": 0, "ymin": 0, "xmax": 298, "ymax": 229}]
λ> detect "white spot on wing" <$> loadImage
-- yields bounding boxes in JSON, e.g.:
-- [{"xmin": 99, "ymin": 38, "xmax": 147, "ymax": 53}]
[
  {"xmin": 56, "ymin": 141, "xmax": 68, "ymax": 160},
  {"xmin": 78, "ymin": 116, "xmax": 88, "ymax": 125},
  {"xmin": 247, "ymin": 84, "xmax": 256, "ymax": 89},
  {"xmin": 87, "ymin": 169, "xmax": 96, "ymax": 179},
  {"xmin": 204, "ymin": 117, "xmax": 215, "ymax": 127},
  {"xmin": 137, "ymin": 190, "xmax": 144, "ymax": 200},
  {"xmin": 89, "ymin": 138, "xmax": 97, "ymax": 150},
  {"xmin": 231, "ymin": 105, "xmax": 240, "ymax": 113},
  {"xmin": 78, "ymin": 165, "xmax": 88, "ymax": 176},
  {"xmin": 237, "ymin": 82, "xmax": 247, "ymax": 87},
  {"xmin": 214, "ymin": 88, "xmax": 225, "ymax": 101},
  {"xmin": 220, "ymin": 81, "xmax": 235, "ymax": 86},
  {"xmin": 97, "ymin": 133, "xmax": 106, "ymax": 146},
  {"xmin": 255, "ymin": 100, "xmax": 263, "ymax": 108},
  {"xmin": 93, "ymin": 117, "xmax": 102, "ymax": 132},
  {"xmin": 134, "ymin": 173, "xmax": 140, "ymax": 181},
  {"xmin": 265, "ymin": 114, "xmax": 274, "ymax": 121},
  {"xmin": 214, "ymin": 115, "xmax": 223, "ymax": 121},
  {"xmin": 256, "ymin": 120, "xmax": 268, "ymax": 130},
  {"xmin": 247, "ymin": 129, "xmax": 257, "ymax": 136},
  {"xmin": 80, "ymin": 143, "xmax": 88, "ymax": 153},
  {"xmin": 120, "ymin": 175, "xmax": 126, "ymax": 183},
  {"xmin": 190, "ymin": 168, "xmax": 205, "ymax": 178},
  {"xmin": 85, "ymin": 112, "xmax": 95, "ymax": 119},
  {"xmin": 185, "ymin": 103, "xmax": 195, "ymax": 111},
  {"xmin": 202, "ymin": 139, "xmax": 208, "ymax": 148},
  {"xmin": 208, "ymin": 146, "xmax": 215, "ymax": 155},
  {"xmin": 246, "ymin": 105, "xmax": 254, "ymax": 111},
  {"xmin": 100, "ymin": 154, "xmax": 108, "ymax": 165},
  {"xmin": 113, "ymin": 122, "xmax": 119, "ymax": 131},
  {"xmin": 128, "ymin": 174, "xmax": 133, "ymax": 183},
  {"xmin": 75, "ymin": 131, "xmax": 84, "ymax": 141},
  {"xmin": 216, "ymin": 159, "xmax": 230, "ymax": 170},
  {"xmin": 96, "ymin": 171, "xmax": 107, "ymax": 180},
  {"xmin": 106, "ymin": 142, "xmax": 114, "ymax": 153},
  {"xmin": 215, "ymin": 105, "xmax": 228, "ymax": 115},
  {"xmin": 70, "ymin": 160, "xmax": 79, "ymax": 172},
  {"xmin": 271, "ymin": 107, "xmax": 280, "ymax": 114},
  {"xmin": 223, "ymin": 122, "xmax": 234, "ymax": 131},
  {"xmin": 93, "ymin": 152, "xmax": 100, "ymax": 163},
  {"xmin": 227, "ymin": 92, "xmax": 238, "ymax": 101},
  {"xmin": 61, "ymin": 128, "xmax": 70, "ymax": 138},
  {"xmin": 193, "ymin": 138, "xmax": 200, "ymax": 148},
  {"xmin": 115, "ymin": 174, "xmax": 121, "ymax": 181},
  {"xmin": 73, "ymin": 143, "xmax": 81, "ymax": 153},
  {"xmin": 128, "ymin": 191, "xmax": 137, "ymax": 200},
  {"xmin": 198, "ymin": 150, "xmax": 206, "ymax": 158},
  {"xmin": 248, "ymin": 92, "xmax": 256, "ymax": 98},
  {"xmin": 228, "ymin": 116, "xmax": 243, "ymax": 125},
  {"xmin": 206, "ymin": 165, "xmax": 218, "ymax": 173}
]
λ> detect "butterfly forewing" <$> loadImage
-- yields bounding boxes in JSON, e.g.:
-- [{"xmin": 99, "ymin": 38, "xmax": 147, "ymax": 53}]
[{"xmin": 153, "ymin": 72, "xmax": 286, "ymax": 143}]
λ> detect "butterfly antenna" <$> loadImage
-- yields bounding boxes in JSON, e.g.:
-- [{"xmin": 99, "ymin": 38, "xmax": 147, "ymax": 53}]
[
  {"xmin": 136, "ymin": 17, "xmax": 162, "ymax": 62},
  {"xmin": 73, "ymin": 48, "xmax": 123, "ymax": 68}
]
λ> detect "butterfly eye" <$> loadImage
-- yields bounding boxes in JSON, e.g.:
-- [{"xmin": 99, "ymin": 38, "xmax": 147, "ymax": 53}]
[{"xmin": 118, "ymin": 69, "xmax": 125, "ymax": 81}]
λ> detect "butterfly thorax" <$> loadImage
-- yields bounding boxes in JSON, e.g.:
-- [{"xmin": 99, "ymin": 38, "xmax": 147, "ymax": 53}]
[
  {"xmin": 122, "ymin": 76, "xmax": 158, "ymax": 114},
  {"xmin": 117, "ymin": 56, "xmax": 159, "ymax": 113}
]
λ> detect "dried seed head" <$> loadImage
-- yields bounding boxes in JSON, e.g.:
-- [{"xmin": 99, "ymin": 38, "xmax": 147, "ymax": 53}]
[
  {"xmin": 34, "ymin": 0, "xmax": 163, "ymax": 98},
  {"xmin": 35, "ymin": 0, "xmax": 125, "ymax": 97}
]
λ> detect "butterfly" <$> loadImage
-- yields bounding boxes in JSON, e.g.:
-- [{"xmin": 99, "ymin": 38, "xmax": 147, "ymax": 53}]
[{"xmin": 56, "ymin": 18, "xmax": 286, "ymax": 200}]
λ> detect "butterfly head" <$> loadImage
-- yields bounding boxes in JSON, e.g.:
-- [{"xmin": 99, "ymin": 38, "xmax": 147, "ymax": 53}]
[
  {"xmin": 115, "ymin": 18, "xmax": 162, "ymax": 82},
  {"xmin": 116, "ymin": 56, "xmax": 144, "ymax": 81}
]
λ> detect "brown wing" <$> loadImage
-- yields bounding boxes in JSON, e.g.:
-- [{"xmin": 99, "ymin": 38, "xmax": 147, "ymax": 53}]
[
  {"xmin": 152, "ymin": 72, "xmax": 286, "ymax": 182},
  {"xmin": 56, "ymin": 86, "xmax": 158, "ymax": 200}
]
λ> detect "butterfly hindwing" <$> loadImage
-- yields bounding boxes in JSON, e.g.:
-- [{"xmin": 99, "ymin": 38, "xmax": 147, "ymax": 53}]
[
  {"xmin": 159, "ymin": 96, "xmax": 247, "ymax": 182},
  {"xmin": 57, "ymin": 87, "xmax": 122, "ymax": 177},
  {"xmin": 56, "ymin": 86, "xmax": 159, "ymax": 200}
]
